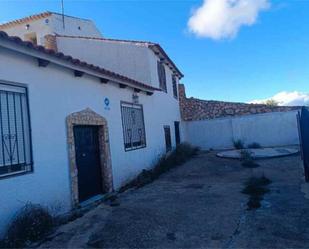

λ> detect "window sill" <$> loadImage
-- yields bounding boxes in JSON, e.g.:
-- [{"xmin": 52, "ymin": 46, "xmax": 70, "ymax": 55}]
[
  {"xmin": 125, "ymin": 145, "xmax": 146, "ymax": 152},
  {"xmin": 0, "ymin": 169, "xmax": 33, "ymax": 180}
]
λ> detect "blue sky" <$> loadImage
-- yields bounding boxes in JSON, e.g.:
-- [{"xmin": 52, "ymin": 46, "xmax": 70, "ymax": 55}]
[{"xmin": 1, "ymin": 0, "xmax": 309, "ymax": 104}]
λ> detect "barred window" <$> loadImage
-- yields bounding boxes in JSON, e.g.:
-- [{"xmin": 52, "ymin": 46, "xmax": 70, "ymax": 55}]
[
  {"xmin": 172, "ymin": 75, "xmax": 178, "ymax": 99},
  {"xmin": 157, "ymin": 61, "xmax": 167, "ymax": 92},
  {"xmin": 0, "ymin": 83, "xmax": 32, "ymax": 178},
  {"xmin": 121, "ymin": 102, "xmax": 146, "ymax": 151}
]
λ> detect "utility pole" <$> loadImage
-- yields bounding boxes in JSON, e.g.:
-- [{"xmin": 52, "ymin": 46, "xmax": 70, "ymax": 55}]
[{"xmin": 61, "ymin": 0, "xmax": 65, "ymax": 29}]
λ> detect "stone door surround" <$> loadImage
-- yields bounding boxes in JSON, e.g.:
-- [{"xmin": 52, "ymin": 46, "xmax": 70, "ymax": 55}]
[{"xmin": 66, "ymin": 108, "xmax": 113, "ymax": 206}]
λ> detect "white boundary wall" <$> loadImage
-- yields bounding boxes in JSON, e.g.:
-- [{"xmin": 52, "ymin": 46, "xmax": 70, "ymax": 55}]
[{"xmin": 183, "ymin": 111, "xmax": 300, "ymax": 150}]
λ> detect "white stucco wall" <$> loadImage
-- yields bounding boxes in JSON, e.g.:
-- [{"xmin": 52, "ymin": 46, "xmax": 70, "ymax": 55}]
[
  {"xmin": 0, "ymin": 18, "xmax": 53, "ymax": 46},
  {"xmin": 0, "ymin": 13, "xmax": 102, "ymax": 46},
  {"xmin": 0, "ymin": 47, "xmax": 181, "ymax": 236},
  {"xmin": 184, "ymin": 111, "xmax": 299, "ymax": 150},
  {"xmin": 50, "ymin": 13, "xmax": 102, "ymax": 38},
  {"xmin": 56, "ymin": 37, "xmax": 152, "ymax": 86}
]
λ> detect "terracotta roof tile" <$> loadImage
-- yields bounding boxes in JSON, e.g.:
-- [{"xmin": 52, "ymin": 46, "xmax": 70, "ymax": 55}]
[
  {"xmin": 0, "ymin": 12, "xmax": 52, "ymax": 29},
  {"xmin": 0, "ymin": 31, "xmax": 160, "ymax": 92}
]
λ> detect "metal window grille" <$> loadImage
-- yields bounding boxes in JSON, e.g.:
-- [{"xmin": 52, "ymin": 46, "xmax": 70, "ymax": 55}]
[
  {"xmin": 157, "ymin": 61, "xmax": 167, "ymax": 92},
  {"xmin": 164, "ymin": 125, "xmax": 172, "ymax": 152},
  {"xmin": 121, "ymin": 102, "xmax": 146, "ymax": 151},
  {"xmin": 0, "ymin": 83, "xmax": 32, "ymax": 178},
  {"xmin": 172, "ymin": 75, "xmax": 178, "ymax": 98}
]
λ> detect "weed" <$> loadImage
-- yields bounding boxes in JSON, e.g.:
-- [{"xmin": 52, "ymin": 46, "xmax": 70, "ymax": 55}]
[
  {"xmin": 245, "ymin": 176, "xmax": 272, "ymax": 187},
  {"xmin": 240, "ymin": 150, "xmax": 252, "ymax": 161},
  {"xmin": 240, "ymin": 150, "xmax": 260, "ymax": 168},
  {"xmin": 119, "ymin": 143, "xmax": 199, "ymax": 192},
  {"xmin": 242, "ymin": 176, "xmax": 272, "ymax": 210},
  {"xmin": 242, "ymin": 184, "xmax": 270, "ymax": 196},
  {"xmin": 233, "ymin": 139, "xmax": 245, "ymax": 150},
  {"xmin": 1, "ymin": 204, "xmax": 54, "ymax": 248}
]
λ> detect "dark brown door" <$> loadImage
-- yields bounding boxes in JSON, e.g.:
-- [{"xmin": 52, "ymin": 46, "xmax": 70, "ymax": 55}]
[
  {"xmin": 74, "ymin": 126, "xmax": 102, "ymax": 202},
  {"xmin": 174, "ymin": 121, "xmax": 181, "ymax": 145},
  {"xmin": 164, "ymin": 126, "xmax": 172, "ymax": 152}
]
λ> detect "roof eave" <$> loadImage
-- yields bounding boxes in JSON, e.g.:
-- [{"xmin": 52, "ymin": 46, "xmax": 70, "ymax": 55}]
[
  {"xmin": 149, "ymin": 44, "xmax": 184, "ymax": 79},
  {"xmin": 0, "ymin": 12, "xmax": 53, "ymax": 30},
  {"xmin": 55, "ymin": 35, "xmax": 184, "ymax": 79},
  {"xmin": 0, "ymin": 32, "xmax": 159, "ymax": 93}
]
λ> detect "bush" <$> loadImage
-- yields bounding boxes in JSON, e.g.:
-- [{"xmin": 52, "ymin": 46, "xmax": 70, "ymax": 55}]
[
  {"xmin": 153, "ymin": 143, "xmax": 199, "ymax": 176},
  {"xmin": 233, "ymin": 139, "xmax": 245, "ymax": 150},
  {"xmin": 247, "ymin": 142, "xmax": 262, "ymax": 149},
  {"xmin": 1, "ymin": 204, "xmax": 54, "ymax": 248},
  {"xmin": 119, "ymin": 143, "xmax": 199, "ymax": 192}
]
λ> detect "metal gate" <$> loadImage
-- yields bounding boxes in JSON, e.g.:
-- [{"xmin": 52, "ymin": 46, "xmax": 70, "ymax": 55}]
[{"xmin": 298, "ymin": 107, "xmax": 309, "ymax": 181}]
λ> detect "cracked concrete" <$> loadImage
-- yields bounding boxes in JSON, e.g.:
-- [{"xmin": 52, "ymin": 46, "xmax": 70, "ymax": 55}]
[{"xmin": 35, "ymin": 151, "xmax": 309, "ymax": 248}]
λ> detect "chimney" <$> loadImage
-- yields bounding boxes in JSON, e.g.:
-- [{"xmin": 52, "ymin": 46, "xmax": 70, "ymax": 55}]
[
  {"xmin": 44, "ymin": 35, "xmax": 58, "ymax": 52},
  {"xmin": 178, "ymin": 83, "xmax": 186, "ymax": 101}
]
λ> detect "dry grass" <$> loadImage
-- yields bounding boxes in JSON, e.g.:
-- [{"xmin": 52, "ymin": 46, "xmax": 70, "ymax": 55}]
[
  {"xmin": 0, "ymin": 203, "xmax": 54, "ymax": 248},
  {"xmin": 119, "ymin": 143, "xmax": 199, "ymax": 192}
]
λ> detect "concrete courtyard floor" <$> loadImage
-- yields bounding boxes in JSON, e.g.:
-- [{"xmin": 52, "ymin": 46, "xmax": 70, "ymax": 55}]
[{"xmin": 37, "ymin": 151, "xmax": 309, "ymax": 248}]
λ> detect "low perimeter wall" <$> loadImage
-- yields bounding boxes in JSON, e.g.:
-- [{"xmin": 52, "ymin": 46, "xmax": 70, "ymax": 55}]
[{"xmin": 183, "ymin": 111, "xmax": 300, "ymax": 150}]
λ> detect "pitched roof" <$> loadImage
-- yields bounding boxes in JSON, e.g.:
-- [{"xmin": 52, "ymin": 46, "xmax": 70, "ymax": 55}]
[
  {"xmin": 0, "ymin": 11, "xmax": 184, "ymax": 78},
  {"xmin": 0, "ymin": 11, "xmax": 93, "ymax": 30},
  {"xmin": 0, "ymin": 12, "xmax": 52, "ymax": 29},
  {"xmin": 55, "ymin": 34, "xmax": 184, "ymax": 78},
  {"xmin": 0, "ymin": 31, "xmax": 160, "ymax": 92}
]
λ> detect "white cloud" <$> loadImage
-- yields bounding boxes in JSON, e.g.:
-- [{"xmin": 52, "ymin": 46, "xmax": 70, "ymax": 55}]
[
  {"xmin": 188, "ymin": 0, "xmax": 270, "ymax": 40},
  {"xmin": 250, "ymin": 91, "xmax": 309, "ymax": 106}
]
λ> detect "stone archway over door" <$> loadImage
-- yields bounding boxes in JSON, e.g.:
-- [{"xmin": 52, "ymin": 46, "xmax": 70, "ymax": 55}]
[{"xmin": 66, "ymin": 108, "xmax": 113, "ymax": 206}]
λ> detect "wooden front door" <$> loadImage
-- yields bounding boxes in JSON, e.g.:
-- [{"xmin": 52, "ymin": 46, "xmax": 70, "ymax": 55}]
[{"xmin": 74, "ymin": 125, "xmax": 102, "ymax": 202}]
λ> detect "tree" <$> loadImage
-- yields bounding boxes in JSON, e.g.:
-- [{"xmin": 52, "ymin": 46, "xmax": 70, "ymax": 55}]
[{"xmin": 264, "ymin": 99, "xmax": 279, "ymax": 106}]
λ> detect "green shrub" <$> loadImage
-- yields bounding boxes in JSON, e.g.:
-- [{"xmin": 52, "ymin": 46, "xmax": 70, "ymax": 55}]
[
  {"xmin": 233, "ymin": 139, "xmax": 245, "ymax": 149},
  {"xmin": 247, "ymin": 142, "xmax": 262, "ymax": 149},
  {"xmin": 1, "ymin": 204, "xmax": 54, "ymax": 248},
  {"xmin": 119, "ymin": 143, "xmax": 199, "ymax": 192}
]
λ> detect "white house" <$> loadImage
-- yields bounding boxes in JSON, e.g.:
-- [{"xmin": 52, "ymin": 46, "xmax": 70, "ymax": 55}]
[{"xmin": 0, "ymin": 12, "xmax": 183, "ymax": 235}]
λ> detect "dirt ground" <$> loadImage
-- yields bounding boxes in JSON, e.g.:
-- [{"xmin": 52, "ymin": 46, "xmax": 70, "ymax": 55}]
[{"xmin": 36, "ymin": 151, "xmax": 309, "ymax": 248}]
